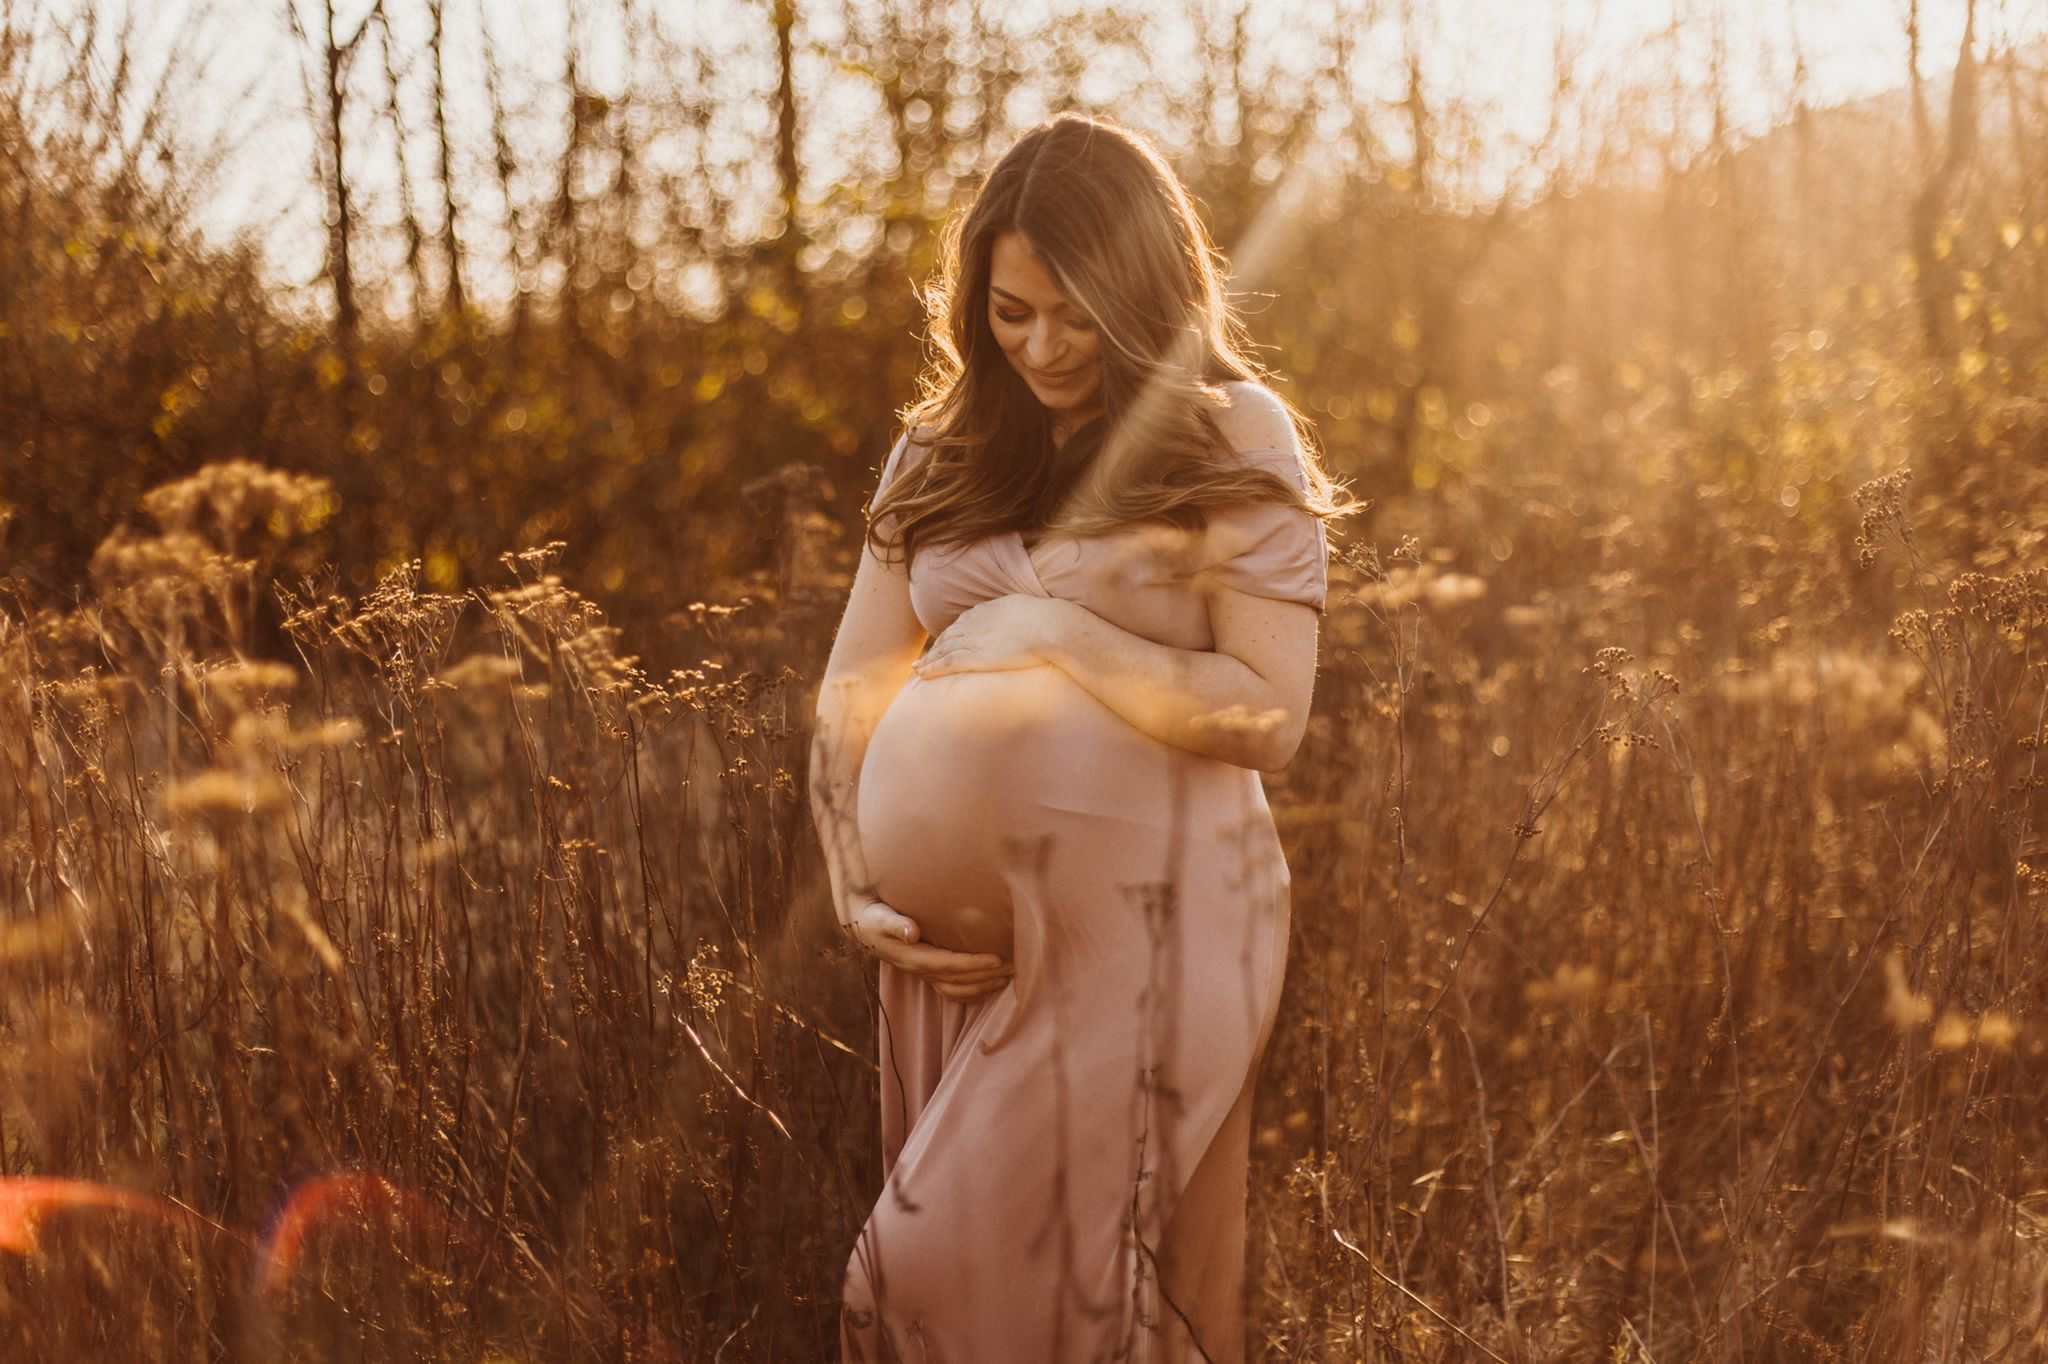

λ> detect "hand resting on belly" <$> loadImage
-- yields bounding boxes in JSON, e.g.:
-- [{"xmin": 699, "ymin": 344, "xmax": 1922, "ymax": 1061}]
[
  {"xmin": 848, "ymin": 898, "xmax": 1014, "ymax": 1002},
  {"xmin": 911, "ymin": 593, "xmax": 1069, "ymax": 680}
]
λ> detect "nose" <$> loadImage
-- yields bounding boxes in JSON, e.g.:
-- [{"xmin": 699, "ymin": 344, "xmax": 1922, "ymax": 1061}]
[{"xmin": 1022, "ymin": 321, "xmax": 1065, "ymax": 370}]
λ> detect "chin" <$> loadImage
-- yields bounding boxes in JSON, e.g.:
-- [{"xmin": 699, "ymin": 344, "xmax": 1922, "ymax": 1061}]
[
  {"xmin": 1033, "ymin": 383, "xmax": 1102, "ymax": 417},
  {"xmin": 1006, "ymin": 363, "xmax": 1100, "ymax": 417}
]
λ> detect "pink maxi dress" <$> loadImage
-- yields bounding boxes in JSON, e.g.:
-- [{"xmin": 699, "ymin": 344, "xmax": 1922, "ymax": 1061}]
[{"xmin": 842, "ymin": 432, "xmax": 1327, "ymax": 1363}]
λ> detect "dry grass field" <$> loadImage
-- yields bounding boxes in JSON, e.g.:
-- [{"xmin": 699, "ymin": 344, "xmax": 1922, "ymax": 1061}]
[
  {"xmin": 3, "ymin": 441, "xmax": 2043, "ymax": 1360},
  {"xmin": 4, "ymin": 2, "xmax": 2048, "ymax": 1359}
]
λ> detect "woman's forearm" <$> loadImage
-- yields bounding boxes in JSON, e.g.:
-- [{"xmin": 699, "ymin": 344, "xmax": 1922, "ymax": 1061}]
[
  {"xmin": 807, "ymin": 664, "xmax": 911, "ymax": 927},
  {"xmin": 1036, "ymin": 602, "xmax": 1303, "ymax": 771},
  {"xmin": 808, "ymin": 725, "xmax": 869, "ymax": 931}
]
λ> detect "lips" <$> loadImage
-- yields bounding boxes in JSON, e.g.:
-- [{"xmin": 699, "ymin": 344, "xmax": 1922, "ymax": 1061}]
[{"xmin": 1027, "ymin": 363, "xmax": 1087, "ymax": 385}]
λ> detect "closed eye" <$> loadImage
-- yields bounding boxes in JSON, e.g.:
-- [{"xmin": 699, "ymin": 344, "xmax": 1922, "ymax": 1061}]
[{"xmin": 991, "ymin": 298, "xmax": 1095, "ymax": 331}]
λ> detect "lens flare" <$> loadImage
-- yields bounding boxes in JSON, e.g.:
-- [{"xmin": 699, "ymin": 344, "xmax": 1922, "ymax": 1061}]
[
  {"xmin": 255, "ymin": 1173, "xmax": 462, "ymax": 1298},
  {"xmin": 0, "ymin": 1177, "xmax": 201, "ymax": 1255}
]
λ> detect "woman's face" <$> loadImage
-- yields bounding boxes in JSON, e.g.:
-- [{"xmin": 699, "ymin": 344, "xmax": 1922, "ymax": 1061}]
[{"xmin": 986, "ymin": 231, "xmax": 1104, "ymax": 432}]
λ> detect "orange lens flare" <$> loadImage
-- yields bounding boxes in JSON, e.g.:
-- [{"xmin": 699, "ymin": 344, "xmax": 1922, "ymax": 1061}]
[
  {"xmin": 0, "ymin": 1177, "xmax": 199, "ymax": 1255},
  {"xmin": 255, "ymin": 1173, "xmax": 461, "ymax": 1298}
]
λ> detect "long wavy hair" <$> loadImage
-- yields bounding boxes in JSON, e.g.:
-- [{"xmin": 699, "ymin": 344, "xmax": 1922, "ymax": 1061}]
[{"xmin": 867, "ymin": 112, "xmax": 1353, "ymax": 568}]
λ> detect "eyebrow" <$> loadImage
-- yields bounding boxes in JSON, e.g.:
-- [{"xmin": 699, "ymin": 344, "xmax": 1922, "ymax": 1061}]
[{"xmin": 989, "ymin": 285, "xmax": 1081, "ymax": 315}]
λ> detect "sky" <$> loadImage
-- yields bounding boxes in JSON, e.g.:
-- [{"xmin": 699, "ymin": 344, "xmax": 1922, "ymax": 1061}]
[{"xmin": 24, "ymin": 0, "xmax": 2038, "ymax": 311}]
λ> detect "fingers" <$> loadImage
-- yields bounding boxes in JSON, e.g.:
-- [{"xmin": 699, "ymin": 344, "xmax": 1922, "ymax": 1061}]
[
  {"xmin": 932, "ymin": 966, "xmax": 1013, "ymax": 996},
  {"xmin": 852, "ymin": 901, "xmax": 1014, "ymax": 999},
  {"xmin": 851, "ymin": 900, "xmax": 919, "ymax": 946},
  {"xmin": 912, "ymin": 645, "xmax": 959, "ymax": 677},
  {"xmin": 916, "ymin": 646, "xmax": 1029, "ymax": 679},
  {"xmin": 931, "ymin": 977, "xmax": 1007, "ymax": 1003},
  {"xmin": 871, "ymin": 942, "xmax": 1013, "ymax": 1001},
  {"xmin": 915, "ymin": 616, "xmax": 982, "ymax": 676},
  {"xmin": 927, "ymin": 954, "xmax": 1015, "ymax": 1002},
  {"xmin": 874, "ymin": 939, "xmax": 1011, "ymax": 981}
]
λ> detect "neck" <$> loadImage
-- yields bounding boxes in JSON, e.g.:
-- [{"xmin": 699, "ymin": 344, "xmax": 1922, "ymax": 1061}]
[{"xmin": 1049, "ymin": 406, "xmax": 1101, "ymax": 450}]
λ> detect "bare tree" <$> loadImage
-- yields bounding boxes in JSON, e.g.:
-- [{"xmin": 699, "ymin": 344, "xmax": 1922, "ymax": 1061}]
[
  {"xmin": 287, "ymin": 0, "xmax": 384, "ymax": 393},
  {"xmin": 1906, "ymin": 0, "xmax": 1982, "ymax": 365},
  {"xmin": 548, "ymin": 0, "xmax": 592, "ymax": 352},
  {"xmin": 427, "ymin": 0, "xmax": 467, "ymax": 317},
  {"xmin": 479, "ymin": 0, "xmax": 530, "ymax": 346},
  {"xmin": 1376, "ymin": 0, "xmax": 1527, "ymax": 486},
  {"xmin": 767, "ymin": 0, "xmax": 804, "ymax": 302},
  {"xmin": 377, "ymin": 7, "xmax": 430, "ymax": 332}
]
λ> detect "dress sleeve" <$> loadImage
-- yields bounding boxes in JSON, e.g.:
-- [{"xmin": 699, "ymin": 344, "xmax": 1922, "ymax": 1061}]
[
  {"xmin": 868, "ymin": 433, "xmax": 931, "ymax": 534},
  {"xmin": 1202, "ymin": 444, "xmax": 1330, "ymax": 613}
]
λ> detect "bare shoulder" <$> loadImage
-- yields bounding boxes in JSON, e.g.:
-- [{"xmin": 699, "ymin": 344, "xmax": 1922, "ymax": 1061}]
[{"xmin": 1209, "ymin": 380, "xmax": 1300, "ymax": 456}]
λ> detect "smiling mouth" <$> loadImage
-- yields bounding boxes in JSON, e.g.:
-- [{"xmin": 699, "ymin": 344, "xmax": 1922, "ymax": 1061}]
[{"xmin": 1027, "ymin": 364, "xmax": 1087, "ymax": 384}]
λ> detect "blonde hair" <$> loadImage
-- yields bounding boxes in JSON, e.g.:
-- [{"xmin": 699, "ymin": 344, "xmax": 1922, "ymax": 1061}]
[{"xmin": 869, "ymin": 112, "xmax": 1352, "ymax": 567}]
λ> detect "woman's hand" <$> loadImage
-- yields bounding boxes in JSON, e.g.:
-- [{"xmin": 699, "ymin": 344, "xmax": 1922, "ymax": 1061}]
[
  {"xmin": 913, "ymin": 594, "xmax": 1078, "ymax": 679},
  {"xmin": 847, "ymin": 900, "xmax": 1014, "ymax": 1002}
]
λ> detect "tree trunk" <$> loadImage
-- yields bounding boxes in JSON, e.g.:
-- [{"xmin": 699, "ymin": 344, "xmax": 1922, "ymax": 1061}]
[
  {"xmin": 479, "ymin": 4, "xmax": 528, "ymax": 348},
  {"xmin": 552, "ymin": 2, "xmax": 589, "ymax": 353},
  {"xmin": 428, "ymin": 0, "xmax": 467, "ymax": 318},
  {"xmin": 378, "ymin": 11, "xmax": 429, "ymax": 334},
  {"xmin": 769, "ymin": 0, "xmax": 805, "ymax": 304},
  {"xmin": 320, "ymin": 0, "xmax": 362, "ymax": 384},
  {"xmin": 1907, "ymin": 0, "xmax": 1979, "ymax": 365}
]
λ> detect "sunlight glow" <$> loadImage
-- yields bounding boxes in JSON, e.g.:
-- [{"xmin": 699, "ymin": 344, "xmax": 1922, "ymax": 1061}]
[{"xmin": 30, "ymin": 0, "xmax": 2033, "ymax": 305}]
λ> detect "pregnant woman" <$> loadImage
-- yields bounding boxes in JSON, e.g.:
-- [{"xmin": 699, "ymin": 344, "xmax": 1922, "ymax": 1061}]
[{"xmin": 809, "ymin": 113, "xmax": 1348, "ymax": 1362}]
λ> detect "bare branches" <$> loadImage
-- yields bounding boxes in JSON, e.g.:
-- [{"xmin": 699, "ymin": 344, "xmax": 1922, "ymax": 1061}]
[
  {"xmin": 425, "ymin": 0, "xmax": 466, "ymax": 316},
  {"xmin": 285, "ymin": 0, "xmax": 386, "ymax": 381},
  {"xmin": 1907, "ymin": 0, "xmax": 1983, "ymax": 365}
]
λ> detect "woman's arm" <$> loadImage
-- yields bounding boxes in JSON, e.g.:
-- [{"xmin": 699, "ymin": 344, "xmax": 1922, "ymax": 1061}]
[
  {"xmin": 809, "ymin": 544, "xmax": 923, "ymax": 930},
  {"xmin": 810, "ymin": 475, "xmax": 1015, "ymax": 999},
  {"xmin": 912, "ymin": 588, "xmax": 1319, "ymax": 772},
  {"xmin": 909, "ymin": 382, "xmax": 1325, "ymax": 771}
]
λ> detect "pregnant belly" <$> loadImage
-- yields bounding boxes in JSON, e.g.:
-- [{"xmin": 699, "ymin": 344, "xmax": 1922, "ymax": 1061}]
[{"xmin": 856, "ymin": 667, "xmax": 1171, "ymax": 956}]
